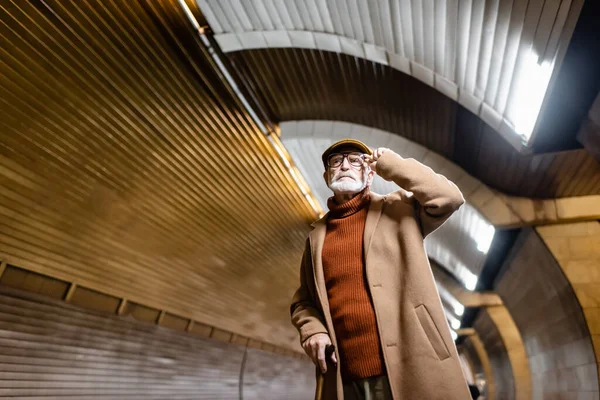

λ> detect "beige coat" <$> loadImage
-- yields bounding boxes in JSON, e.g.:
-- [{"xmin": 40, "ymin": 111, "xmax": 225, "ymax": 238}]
[{"xmin": 291, "ymin": 151, "xmax": 472, "ymax": 399}]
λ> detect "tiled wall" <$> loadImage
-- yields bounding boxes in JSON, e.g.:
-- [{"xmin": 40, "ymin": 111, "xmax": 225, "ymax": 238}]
[
  {"xmin": 538, "ymin": 221, "xmax": 600, "ymax": 395},
  {"xmin": 495, "ymin": 227, "xmax": 599, "ymax": 399},
  {"xmin": 0, "ymin": 286, "xmax": 314, "ymax": 399}
]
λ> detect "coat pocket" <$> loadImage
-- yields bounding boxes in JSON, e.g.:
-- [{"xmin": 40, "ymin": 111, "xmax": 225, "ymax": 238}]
[{"xmin": 415, "ymin": 304, "xmax": 450, "ymax": 360}]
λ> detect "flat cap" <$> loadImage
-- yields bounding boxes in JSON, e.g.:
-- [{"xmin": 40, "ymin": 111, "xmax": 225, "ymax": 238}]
[{"xmin": 321, "ymin": 138, "xmax": 372, "ymax": 167}]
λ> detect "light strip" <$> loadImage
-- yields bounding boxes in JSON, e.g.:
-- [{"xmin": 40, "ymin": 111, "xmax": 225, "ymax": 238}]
[
  {"xmin": 178, "ymin": 0, "xmax": 268, "ymax": 135},
  {"xmin": 268, "ymin": 135, "xmax": 324, "ymax": 217},
  {"xmin": 475, "ymin": 220, "xmax": 495, "ymax": 254},
  {"xmin": 457, "ymin": 263, "xmax": 478, "ymax": 291},
  {"xmin": 177, "ymin": 0, "xmax": 323, "ymax": 218},
  {"xmin": 445, "ymin": 308, "xmax": 462, "ymax": 331},
  {"xmin": 511, "ymin": 50, "xmax": 555, "ymax": 140},
  {"xmin": 437, "ymin": 283, "xmax": 465, "ymax": 316}
]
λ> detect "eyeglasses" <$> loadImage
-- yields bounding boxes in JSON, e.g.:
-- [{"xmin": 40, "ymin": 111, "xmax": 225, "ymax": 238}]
[{"xmin": 327, "ymin": 152, "xmax": 365, "ymax": 168}]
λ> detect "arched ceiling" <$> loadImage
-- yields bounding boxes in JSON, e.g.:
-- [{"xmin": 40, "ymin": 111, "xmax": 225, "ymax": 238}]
[
  {"xmin": 1, "ymin": 0, "xmax": 504, "ymax": 354},
  {"xmin": 198, "ymin": 0, "xmax": 585, "ymax": 143},
  {"xmin": 1, "ymin": 0, "xmax": 598, "ymax": 357},
  {"xmin": 228, "ymin": 48, "xmax": 600, "ymax": 200}
]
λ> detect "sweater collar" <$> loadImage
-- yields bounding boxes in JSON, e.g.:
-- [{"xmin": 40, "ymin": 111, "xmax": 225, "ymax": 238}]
[{"xmin": 327, "ymin": 187, "xmax": 371, "ymax": 219}]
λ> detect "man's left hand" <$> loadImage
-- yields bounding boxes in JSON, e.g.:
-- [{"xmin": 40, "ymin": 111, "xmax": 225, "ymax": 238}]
[{"xmin": 364, "ymin": 147, "xmax": 389, "ymax": 171}]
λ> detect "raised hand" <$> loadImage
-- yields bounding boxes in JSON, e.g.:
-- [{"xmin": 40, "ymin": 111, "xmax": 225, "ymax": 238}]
[{"xmin": 363, "ymin": 147, "xmax": 389, "ymax": 171}]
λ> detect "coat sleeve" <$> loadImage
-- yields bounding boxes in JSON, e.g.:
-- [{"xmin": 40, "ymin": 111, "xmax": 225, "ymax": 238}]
[
  {"xmin": 290, "ymin": 239, "xmax": 329, "ymax": 344},
  {"xmin": 375, "ymin": 151, "xmax": 465, "ymax": 237}
]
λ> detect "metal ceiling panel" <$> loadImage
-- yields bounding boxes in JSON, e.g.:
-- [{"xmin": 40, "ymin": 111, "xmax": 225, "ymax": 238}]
[
  {"xmin": 230, "ymin": 48, "xmax": 600, "ymax": 198},
  {"xmin": 199, "ymin": 0, "xmax": 584, "ymax": 143},
  {"xmin": 0, "ymin": 0, "xmax": 317, "ymax": 350}
]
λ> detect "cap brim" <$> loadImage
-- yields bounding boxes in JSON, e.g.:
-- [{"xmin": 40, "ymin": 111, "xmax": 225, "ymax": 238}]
[{"xmin": 321, "ymin": 139, "xmax": 372, "ymax": 167}]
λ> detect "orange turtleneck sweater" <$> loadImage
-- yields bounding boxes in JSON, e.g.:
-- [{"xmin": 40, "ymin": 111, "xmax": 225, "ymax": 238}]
[{"xmin": 322, "ymin": 188, "xmax": 385, "ymax": 381}]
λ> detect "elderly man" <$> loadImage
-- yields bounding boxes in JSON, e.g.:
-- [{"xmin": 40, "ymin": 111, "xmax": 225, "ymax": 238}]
[{"xmin": 291, "ymin": 139, "xmax": 471, "ymax": 399}]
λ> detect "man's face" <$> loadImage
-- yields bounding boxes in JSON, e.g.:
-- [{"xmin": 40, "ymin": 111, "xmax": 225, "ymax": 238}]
[{"xmin": 324, "ymin": 147, "xmax": 374, "ymax": 195}]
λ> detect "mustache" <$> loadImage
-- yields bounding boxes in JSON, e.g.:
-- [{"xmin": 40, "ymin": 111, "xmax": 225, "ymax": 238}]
[{"xmin": 332, "ymin": 173, "xmax": 356, "ymax": 181}]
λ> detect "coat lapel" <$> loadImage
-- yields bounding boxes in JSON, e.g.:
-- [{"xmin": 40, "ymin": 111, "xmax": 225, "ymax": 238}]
[
  {"xmin": 309, "ymin": 192, "xmax": 385, "ymax": 309},
  {"xmin": 309, "ymin": 215, "xmax": 329, "ymax": 314},
  {"xmin": 364, "ymin": 192, "xmax": 384, "ymax": 259}
]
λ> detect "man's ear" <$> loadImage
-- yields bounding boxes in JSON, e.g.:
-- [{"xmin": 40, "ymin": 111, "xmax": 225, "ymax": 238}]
[{"xmin": 366, "ymin": 168, "xmax": 375, "ymax": 186}]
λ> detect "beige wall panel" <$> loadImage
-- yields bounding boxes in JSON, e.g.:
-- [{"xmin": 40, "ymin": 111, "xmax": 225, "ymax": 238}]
[{"xmin": 0, "ymin": 0, "xmax": 314, "ymax": 351}]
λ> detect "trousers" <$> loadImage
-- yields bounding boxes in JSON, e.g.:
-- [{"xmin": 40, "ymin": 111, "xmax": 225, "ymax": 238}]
[{"xmin": 343, "ymin": 375, "xmax": 393, "ymax": 400}]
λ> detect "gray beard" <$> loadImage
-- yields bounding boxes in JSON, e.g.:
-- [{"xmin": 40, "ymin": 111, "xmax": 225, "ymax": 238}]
[{"xmin": 328, "ymin": 175, "xmax": 368, "ymax": 194}]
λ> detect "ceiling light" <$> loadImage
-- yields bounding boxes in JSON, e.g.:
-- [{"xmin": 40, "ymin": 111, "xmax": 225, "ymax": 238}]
[
  {"xmin": 476, "ymin": 222, "xmax": 495, "ymax": 254},
  {"xmin": 177, "ymin": 0, "xmax": 323, "ymax": 218},
  {"xmin": 445, "ymin": 311, "xmax": 461, "ymax": 331},
  {"xmin": 464, "ymin": 272, "xmax": 477, "ymax": 291},
  {"xmin": 451, "ymin": 330, "xmax": 458, "ymax": 341},
  {"xmin": 511, "ymin": 51, "xmax": 554, "ymax": 141},
  {"xmin": 454, "ymin": 304, "xmax": 465, "ymax": 316},
  {"xmin": 437, "ymin": 284, "xmax": 465, "ymax": 317},
  {"xmin": 457, "ymin": 265, "xmax": 478, "ymax": 291}
]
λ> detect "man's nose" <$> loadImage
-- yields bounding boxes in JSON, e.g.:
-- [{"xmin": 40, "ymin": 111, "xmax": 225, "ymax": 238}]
[{"xmin": 340, "ymin": 158, "xmax": 351, "ymax": 170}]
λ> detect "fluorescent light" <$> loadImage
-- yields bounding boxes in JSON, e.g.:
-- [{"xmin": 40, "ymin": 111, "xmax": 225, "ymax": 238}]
[
  {"xmin": 445, "ymin": 311, "xmax": 461, "ymax": 331},
  {"xmin": 177, "ymin": 1, "xmax": 324, "ymax": 218},
  {"xmin": 451, "ymin": 330, "xmax": 458, "ymax": 341},
  {"xmin": 305, "ymin": 194, "xmax": 320, "ymax": 214},
  {"xmin": 436, "ymin": 284, "xmax": 465, "ymax": 317},
  {"xmin": 476, "ymin": 222, "xmax": 495, "ymax": 254},
  {"xmin": 511, "ymin": 51, "xmax": 554, "ymax": 140},
  {"xmin": 178, "ymin": 0, "xmax": 269, "ymax": 135},
  {"xmin": 289, "ymin": 167, "xmax": 308, "ymax": 194},
  {"xmin": 454, "ymin": 304, "xmax": 465, "ymax": 316},
  {"xmin": 177, "ymin": 0, "xmax": 200, "ymax": 30},
  {"xmin": 457, "ymin": 264, "xmax": 478, "ymax": 291},
  {"xmin": 464, "ymin": 272, "xmax": 477, "ymax": 291}
]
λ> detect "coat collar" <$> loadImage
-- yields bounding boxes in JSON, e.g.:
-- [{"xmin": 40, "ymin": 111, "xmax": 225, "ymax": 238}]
[
  {"xmin": 363, "ymin": 192, "xmax": 384, "ymax": 257},
  {"xmin": 309, "ymin": 192, "xmax": 385, "ymax": 229},
  {"xmin": 308, "ymin": 192, "xmax": 385, "ymax": 305}
]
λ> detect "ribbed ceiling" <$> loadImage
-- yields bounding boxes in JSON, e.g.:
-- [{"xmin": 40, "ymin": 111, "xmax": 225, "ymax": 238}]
[
  {"xmin": 280, "ymin": 120, "xmax": 490, "ymax": 286},
  {"xmin": 0, "ymin": 0, "xmax": 315, "ymax": 349},
  {"xmin": 199, "ymin": 0, "xmax": 584, "ymax": 142},
  {"xmin": 229, "ymin": 48, "xmax": 600, "ymax": 198}
]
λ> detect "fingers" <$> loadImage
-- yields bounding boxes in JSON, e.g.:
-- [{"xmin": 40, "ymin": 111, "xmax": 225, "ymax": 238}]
[
  {"xmin": 365, "ymin": 147, "xmax": 388, "ymax": 171},
  {"xmin": 363, "ymin": 155, "xmax": 376, "ymax": 169},
  {"xmin": 369, "ymin": 147, "xmax": 387, "ymax": 160},
  {"xmin": 370, "ymin": 148, "xmax": 377, "ymax": 159},
  {"xmin": 330, "ymin": 351, "xmax": 338, "ymax": 365},
  {"xmin": 310, "ymin": 343, "xmax": 319, "ymax": 367},
  {"xmin": 367, "ymin": 149, "xmax": 380, "ymax": 163},
  {"xmin": 302, "ymin": 341, "xmax": 316, "ymax": 366},
  {"xmin": 302, "ymin": 334, "xmax": 335, "ymax": 374},
  {"xmin": 317, "ymin": 343, "xmax": 327, "ymax": 374}
]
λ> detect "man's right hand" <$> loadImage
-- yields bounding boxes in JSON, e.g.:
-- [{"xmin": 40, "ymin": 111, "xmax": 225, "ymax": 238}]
[{"xmin": 302, "ymin": 333, "xmax": 337, "ymax": 374}]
